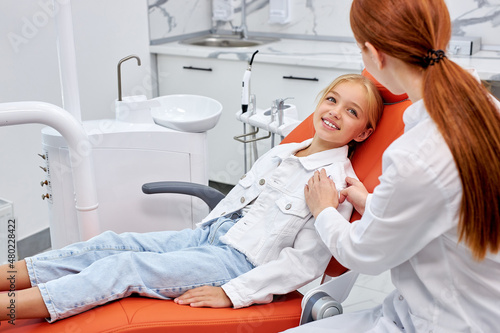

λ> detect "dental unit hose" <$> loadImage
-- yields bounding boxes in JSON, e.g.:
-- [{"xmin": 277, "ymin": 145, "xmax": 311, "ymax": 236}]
[
  {"xmin": 241, "ymin": 50, "xmax": 259, "ymax": 172},
  {"xmin": 241, "ymin": 50, "xmax": 259, "ymax": 113}
]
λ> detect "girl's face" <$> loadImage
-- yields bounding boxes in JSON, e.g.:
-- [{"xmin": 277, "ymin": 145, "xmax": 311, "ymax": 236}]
[{"xmin": 313, "ymin": 81, "xmax": 373, "ymax": 149}]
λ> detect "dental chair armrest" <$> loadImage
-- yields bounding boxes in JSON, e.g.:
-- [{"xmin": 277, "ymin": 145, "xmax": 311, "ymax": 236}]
[
  {"xmin": 142, "ymin": 181, "xmax": 225, "ymax": 211},
  {"xmin": 299, "ymin": 270, "xmax": 359, "ymax": 325}
]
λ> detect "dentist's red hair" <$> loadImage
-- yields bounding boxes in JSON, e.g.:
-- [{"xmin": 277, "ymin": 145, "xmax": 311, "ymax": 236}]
[{"xmin": 350, "ymin": 0, "xmax": 500, "ymax": 260}]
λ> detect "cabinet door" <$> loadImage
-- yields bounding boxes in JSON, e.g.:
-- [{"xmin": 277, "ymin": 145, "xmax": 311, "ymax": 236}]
[
  {"xmin": 157, "ymin": 55, "xmax": 249, "ymax": 185},
  {"xmin": 252, "ymin": 63, "xmax": 361, "ymax": 120}
]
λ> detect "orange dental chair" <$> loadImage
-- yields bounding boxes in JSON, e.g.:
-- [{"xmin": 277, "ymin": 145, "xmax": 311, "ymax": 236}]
[{"xmin": 8, "ymin": 70, "xmax": 410, "ymax": 332}]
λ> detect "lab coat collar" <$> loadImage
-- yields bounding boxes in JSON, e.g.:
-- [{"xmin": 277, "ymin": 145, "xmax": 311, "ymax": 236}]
[
  {"xmin": 403, "ymin": 99, "xmax": 430, "ymax": 132},
  {"xmin": 275, "ymin": 138, "xmax": 349, "ymax": 171}
]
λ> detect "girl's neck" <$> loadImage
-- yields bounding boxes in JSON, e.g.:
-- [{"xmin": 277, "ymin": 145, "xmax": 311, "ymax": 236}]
[
  {"xmin": 294, "ymin": 145, "xmax": 312, "ymax": 157},
  {"xmin": 295, "ymin": 137, "xmax": 341, "ymax": 157}
]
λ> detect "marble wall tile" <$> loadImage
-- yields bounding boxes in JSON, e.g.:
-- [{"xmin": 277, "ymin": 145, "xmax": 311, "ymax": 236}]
[
  {"xmin": 148, "ymin": 0, "xmax": 500, "ymax": 46},
  {"xmin": 148, "ymin": 0, "xmax": 212, "ymax": 40},
  {"xmin": 245, "ymin": 0, "xmax": 353, "ymax": 37},
  {"xmin": 448, "ymin": 0, "xmax": 500, "ymax": 46}
]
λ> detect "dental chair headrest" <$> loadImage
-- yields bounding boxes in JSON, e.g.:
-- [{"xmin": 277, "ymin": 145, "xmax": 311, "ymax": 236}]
[{"xmin": 280, "ymin": 69, "xmax": 409, "ymax": 145}]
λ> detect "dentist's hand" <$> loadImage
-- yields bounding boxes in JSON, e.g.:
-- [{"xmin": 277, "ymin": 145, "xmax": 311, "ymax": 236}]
[
  {"xmin": 305, "ymin": 169, "xmax": 339, "ymax": 218},
  {"xmin": 339, "ymin": 177, "xmax": 369, "ymax": 215},
  {"xmin": 174, "ymin": 286, "xmax": 232, "ymax": 308}
]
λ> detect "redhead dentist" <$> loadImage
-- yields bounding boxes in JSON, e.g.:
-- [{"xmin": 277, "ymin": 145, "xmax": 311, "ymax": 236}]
[{"xmin": 286, "ymin": 0, "xmax": 500, "ymax": 332}]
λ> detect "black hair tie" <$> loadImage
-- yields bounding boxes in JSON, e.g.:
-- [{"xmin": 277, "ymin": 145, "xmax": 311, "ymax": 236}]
[{"xmin": 423, "ymin": 49, "xmax": 446, "ymax": 67}]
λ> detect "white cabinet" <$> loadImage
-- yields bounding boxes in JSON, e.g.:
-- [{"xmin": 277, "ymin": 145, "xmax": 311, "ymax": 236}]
[
  {"xmin": 156, "ymin": 53, "xmax": 359, "ymax": 185},
  {"xmin": 42, "ymin": 121, "xmax": 210, "ymax": 248}
]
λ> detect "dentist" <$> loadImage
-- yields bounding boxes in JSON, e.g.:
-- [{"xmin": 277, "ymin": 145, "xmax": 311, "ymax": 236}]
[{"xmin": 289, "ymin": 0, "xmax": 500, "ymax": 332}]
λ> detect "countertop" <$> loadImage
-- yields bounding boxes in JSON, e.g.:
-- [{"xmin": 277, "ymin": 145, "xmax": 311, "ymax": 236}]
[
  {"xmin": 150, "ymin": 37, "xmax": 500, "ymax": 81},
  {"xmin": 150, "ymin": 38, "xmax": 365, "ymax": 71}
]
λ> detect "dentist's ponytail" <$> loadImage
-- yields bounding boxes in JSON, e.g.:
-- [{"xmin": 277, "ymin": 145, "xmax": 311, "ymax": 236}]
[{"xmin": 350, "ymin": 0, "xmax": 500, "ymax": 260}]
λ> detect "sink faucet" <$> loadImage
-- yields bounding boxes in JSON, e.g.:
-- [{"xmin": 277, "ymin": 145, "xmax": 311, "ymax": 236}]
[
  {"xmin": 233, "ymin": 0, "xmax": 248, "ymax": 39},
  {"xmin": 117, "ymin": 55, "xmax": 141, "ymax": 101}
]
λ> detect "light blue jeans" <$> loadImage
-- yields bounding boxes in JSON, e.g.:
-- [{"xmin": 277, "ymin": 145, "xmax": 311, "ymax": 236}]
[{"xmin": 25, "ymin": 215, "xmax": 254, "ymax": 322}]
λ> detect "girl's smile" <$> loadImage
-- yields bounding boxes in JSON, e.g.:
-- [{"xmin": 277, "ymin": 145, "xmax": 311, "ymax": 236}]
[{"xmin": 321, "ymin": 117, "xmax": 340, "ymax": 130}]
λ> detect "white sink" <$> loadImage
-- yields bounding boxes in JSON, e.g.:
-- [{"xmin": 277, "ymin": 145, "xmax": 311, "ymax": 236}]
[
  {"xmin": 151, "ymin": 94, "xmax": 223, "ymax": 133},
  {"xmin": 179, "ymin": 34, "xmax": 279, "ymax": 48}
]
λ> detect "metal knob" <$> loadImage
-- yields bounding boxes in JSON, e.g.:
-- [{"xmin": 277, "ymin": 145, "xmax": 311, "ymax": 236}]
[
  {"xmin": 41, "ymin": 194, "xmax": 50, "ymax": 200},
  {"xmin": 311, "ymin": 292, "xmax": 342, "ymax": 320},
  {"xmin": 40, "ymin": 180, "xmax": 49, "ymax": 187}
]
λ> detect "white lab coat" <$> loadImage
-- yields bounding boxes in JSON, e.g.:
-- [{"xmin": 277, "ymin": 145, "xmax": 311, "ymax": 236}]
[
  {"xmin": 199, "ymin": 139, "xmax": 356, "ymax": 308},
  {"xmin": 289, "ymin": 100, "xmax": 500, "ymax": 332}
]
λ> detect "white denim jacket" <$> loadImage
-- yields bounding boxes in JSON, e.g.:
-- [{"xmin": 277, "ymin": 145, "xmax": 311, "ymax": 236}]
[{"xmin": 199, "ymin": 139, "xmax": 356, "ymax": 308}]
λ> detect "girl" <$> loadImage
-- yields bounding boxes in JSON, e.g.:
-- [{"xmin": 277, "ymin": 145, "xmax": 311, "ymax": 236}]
[
  {"xmin": 291, "ymin": 0, "xmax": 500, "ymax": 332},
  {"xmin": 0, "ymin": 74, "xmax": 383, "ymax": 323}
]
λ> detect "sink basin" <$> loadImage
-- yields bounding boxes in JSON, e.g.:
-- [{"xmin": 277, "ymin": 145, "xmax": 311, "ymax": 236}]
[
  {"xmin": 151, "ymin": 94, "xmax": 222, "ymax": 133},
  {"xmin": 179, "ymin": 34, "xmax": 279, "ymax": 48}
]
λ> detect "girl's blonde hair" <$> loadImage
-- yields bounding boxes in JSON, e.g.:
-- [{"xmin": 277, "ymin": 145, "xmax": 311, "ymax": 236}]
[
  {"xmin": 316, "ymin": 74, "xmax": 384, "ymax": 155},
  {"xmin": 351, "ymin": 0, "xmax": 500, "ymax": 260}
]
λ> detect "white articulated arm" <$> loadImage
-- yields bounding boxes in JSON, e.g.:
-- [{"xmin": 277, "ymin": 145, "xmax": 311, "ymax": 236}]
[
  {"xmin": 299, "ymin": 270, "xmax": 359, "ymax": 325},
  {"xmin": 0, "ymin": 102, "xmax": 100, "ymax": 241}
]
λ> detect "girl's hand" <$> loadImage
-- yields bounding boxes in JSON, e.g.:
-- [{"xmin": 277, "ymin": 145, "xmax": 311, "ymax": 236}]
[
  {"xmin": 339, "ymin": 177, "xmax": 369, "ymax": 215},
  {"xmin": 305, "ymin": 169, "xmax": 339, "ymax": 218},
  {"xmin": 174, "ymin": 286, "xmax": 232, "ymax": 308}
]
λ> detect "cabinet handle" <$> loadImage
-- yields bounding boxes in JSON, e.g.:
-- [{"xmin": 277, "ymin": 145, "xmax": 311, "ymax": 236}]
[
  {"xmin": 282, "ymin": 75, "xmax": 319, "ymax": 82},
  {"xmin": 183, "ymin": 66, "xmax": 213, "ymax": 72}
]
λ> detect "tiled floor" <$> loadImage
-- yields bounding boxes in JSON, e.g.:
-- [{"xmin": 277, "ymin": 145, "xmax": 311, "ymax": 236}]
[{"xmin": 342, "ymin": 270, "xmax": 393, "ymax": 313}]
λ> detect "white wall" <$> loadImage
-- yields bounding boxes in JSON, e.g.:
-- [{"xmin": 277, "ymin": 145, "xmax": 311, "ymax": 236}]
[{"xmin": 0, "ymin": 0, "xmax": 151, "ymax": 241}]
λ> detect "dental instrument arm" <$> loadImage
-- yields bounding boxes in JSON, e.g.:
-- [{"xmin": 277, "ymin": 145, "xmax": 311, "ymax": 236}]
[
  {"xmin": 241, "ymin": 50, "xmax": 259, "ymax": 172},
  {"xmin": 241, "ymin": 50, "xmax": 258, "ymax": 114}
]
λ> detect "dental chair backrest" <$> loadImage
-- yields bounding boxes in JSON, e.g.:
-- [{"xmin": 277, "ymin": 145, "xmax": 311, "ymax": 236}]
[{"xmin": 281, "ymin": 69, "xmax": 411, "ymax": 277}]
